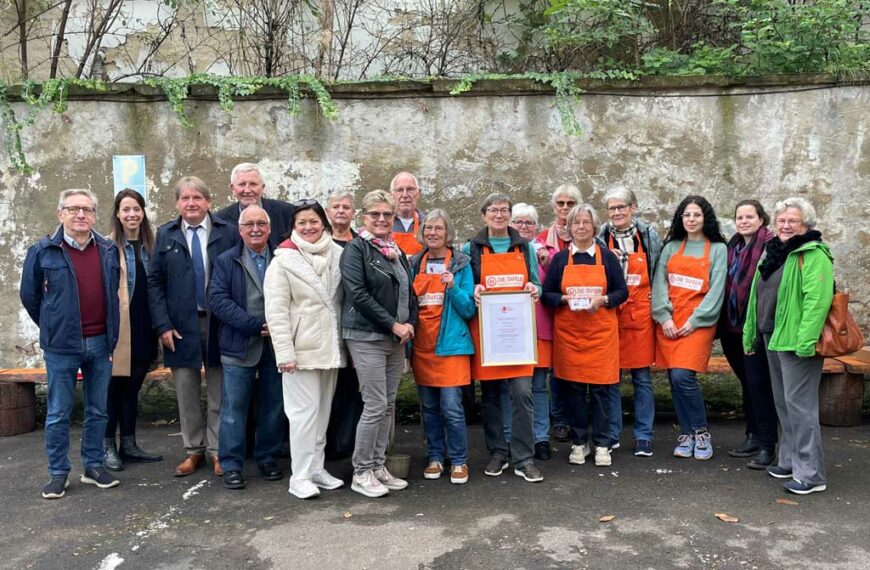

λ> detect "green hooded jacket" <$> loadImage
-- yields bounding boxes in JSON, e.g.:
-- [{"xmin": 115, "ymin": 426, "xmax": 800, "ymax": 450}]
[{"xmin": 743, "ymin": 240, "xmax": 834, "ymax": 357}]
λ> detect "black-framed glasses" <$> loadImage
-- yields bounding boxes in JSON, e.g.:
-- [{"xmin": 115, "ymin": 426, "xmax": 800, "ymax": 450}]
[
  {"xmin": 607, "ymin": 204, "xmax": 629, "ymax": 213},
  {"xmin": 293, "ymin": 198, "xmax": 319, "ymax": 208},
  {"xmin": 62, "ymin": 206, "xmax": 96, "ymax": 215}
]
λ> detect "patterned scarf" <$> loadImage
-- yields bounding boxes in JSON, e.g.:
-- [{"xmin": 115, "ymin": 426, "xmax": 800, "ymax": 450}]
[
  {"xmin": 544, "ymin": 220, "xmax": 572, "ymax": 251},
  {"xmin": 724, "ymin": 226, "xmax": 772, "ymax": 330},
  {"xmin": 358, "ymin": 229, "xmax": 401, "ymax": 260},
  {"xmin": 608, "ymin": 222, "xmax": 638, "ymax": 275}
]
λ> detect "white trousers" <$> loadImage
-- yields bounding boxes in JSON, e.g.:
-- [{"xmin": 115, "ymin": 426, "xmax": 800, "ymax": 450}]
[{"xmin": 283, "ymin": 368, "xmax": 338, "ymax": 482}]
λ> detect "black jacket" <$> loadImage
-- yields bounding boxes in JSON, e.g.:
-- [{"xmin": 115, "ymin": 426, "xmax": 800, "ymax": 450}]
[
  {"xmin": 216, "ymin": 198, "xmax": 295, "ymax": 248},
  {"xmin": 467, "ymin": 226, "xmax": 533, "ymax": 285},
  {"xmin": 339, "ymin": 237, "xmax": 418, "ymax": 336}
]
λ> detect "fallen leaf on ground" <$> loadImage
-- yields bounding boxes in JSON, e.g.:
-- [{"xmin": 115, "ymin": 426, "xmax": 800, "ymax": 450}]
[
  {"xmin": 342, "ymin": 512, "xmax": 353, "ymax": 519},
  {"xmin": 776, "ymin": 498, "xmax": 799, "ymax": 506},
  {"xmin": 264, "ymin": 516, "xmax": 275, "ymax": 521},
  {"xmin": 715, "ymin": 513, "xmax": 739, "ymax": 523},
  {"xmin": 599, "ymin": 515, "xmax": 616, "ymax": 522}
]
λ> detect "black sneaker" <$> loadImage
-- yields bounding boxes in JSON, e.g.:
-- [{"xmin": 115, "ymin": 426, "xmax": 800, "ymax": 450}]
[
  {"xmin": 81, "ymin": 467, "xmax": 120, "ymax": 489},
  {"xmin": 514, "ymin": 462, "xmax": 544, "ymax": 483},
  {"xmin": 634, "ymin": 439, "xmax": 653, "ymax": 457},
  {"xmin": 534, "ymin": 441, "xmax": 551, "ymax": 461},
  {"xmin": 767, "ymin": 465, "xmax": 793, "ymax": 479},
  {"xmin": 484, "ymin": 455, "xmax": 509, "ymax": 477},
  {"xmin": 42, "ymin": 475, "xmax": 69, "ymax": 499}
]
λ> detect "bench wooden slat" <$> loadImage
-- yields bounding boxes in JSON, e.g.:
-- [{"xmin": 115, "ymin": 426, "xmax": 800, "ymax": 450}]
[{"xmin": 0, "ymin": 367, "xmax": 174, "ymax": 384}]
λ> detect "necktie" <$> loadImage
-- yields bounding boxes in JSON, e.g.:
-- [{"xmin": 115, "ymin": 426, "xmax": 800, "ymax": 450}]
[{"xmin": 189, "ymin": 225, "xmax": 206, "ymax": 309}]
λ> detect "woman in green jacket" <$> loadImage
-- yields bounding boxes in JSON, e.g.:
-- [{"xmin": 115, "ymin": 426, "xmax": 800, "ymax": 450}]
[{"xmin": 743, "ymin": 197, "xmax": 834, "ymax": 495}]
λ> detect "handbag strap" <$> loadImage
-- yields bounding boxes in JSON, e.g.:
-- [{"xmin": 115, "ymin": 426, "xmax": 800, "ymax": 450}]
[{"xmin": 798, "ymin": 253, "xmax": 837, "ymax": 294}]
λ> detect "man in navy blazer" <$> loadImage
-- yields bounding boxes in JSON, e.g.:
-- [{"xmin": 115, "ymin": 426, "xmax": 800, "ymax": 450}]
[
  {"xmin": 148, "ymin": 176, "xmax": 239, "ymax": 477},
  {"xmin": 216, "ymin": 163, "xmax": 294, "ymax": 248}
]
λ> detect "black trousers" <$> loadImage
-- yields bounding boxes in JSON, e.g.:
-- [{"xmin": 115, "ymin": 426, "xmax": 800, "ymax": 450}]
[
  {"xmin": 720, "ymin": 329, "xmax": 778, "ymax": 450},
  {"xmin": 105, "ymin": 359, "xmax": 151, "ymax": 438},
  {"xmin": 560, "ymin": 379, "xmax": 610, "ymax": 448}
]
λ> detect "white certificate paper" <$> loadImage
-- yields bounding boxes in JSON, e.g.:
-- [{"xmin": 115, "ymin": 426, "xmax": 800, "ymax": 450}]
[{"xmin": 478, "ymin": 291, "xmax": 538, "ymax": 366}]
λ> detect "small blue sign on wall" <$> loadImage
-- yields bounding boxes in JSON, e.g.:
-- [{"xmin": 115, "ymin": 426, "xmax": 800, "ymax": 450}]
[{"xmin": 113, "ymin": 155, "xmax": 147, "ymax": 202}]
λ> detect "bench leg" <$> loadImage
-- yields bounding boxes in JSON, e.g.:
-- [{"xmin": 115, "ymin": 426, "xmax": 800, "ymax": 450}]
[
  {"xmin": 818, "ymin": 372, "xmax": 864, "ymax": 427},
  {"xmin": 0, "ymin": 382, "xmax": 37, "ymax": 436}
]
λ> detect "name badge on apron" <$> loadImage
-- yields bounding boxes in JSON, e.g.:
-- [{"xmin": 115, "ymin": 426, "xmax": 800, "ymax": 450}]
[
  {"xmin": 485, "ymin": 274, "xmax": 524, "ymax": 289},
  {"xmin": 625, "ymin": 274, "xmax": 642, "ymax": 286},
  {"xmin": 418, "ymin": 292, "xmax": 445, "ymax": 306},
  {"xmin": 668, "ymin": 273, "xmax": 704, "ymax": 291}
]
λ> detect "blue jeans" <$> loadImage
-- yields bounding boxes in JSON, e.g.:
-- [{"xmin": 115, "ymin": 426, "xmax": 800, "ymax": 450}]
[
  {"xmin": 563, "ymin": 380, "xmax": 610, "ymax": 448},
  {"xmin": 417, "ymin": 385, "xmax": 469, "ymax": 466},
  {"xmin": 501, "ymin": 367, "xmax": 550, "ymax": 443},
  {"xmin": 549, "ymin": 374, "xmax": 570, "ymax": 428},
  {"xmin": 668, "ymin": 368, "xmax": 708, "ymax": 434},
  {"xmin": 608, "ymin": 367, "xmax": 655, "ymax": 442},
  {"xmin": 43, "ymin": 334, "xmax": 112, "ymax": 476},
  {"xmin": 218, "ymin": 348, "xmax": 284, "ymax": 472}
]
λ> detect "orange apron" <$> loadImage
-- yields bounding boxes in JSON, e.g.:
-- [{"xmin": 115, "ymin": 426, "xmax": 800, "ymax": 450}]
[
  {"xmin": 411, "ymin": 250, "xmax": 471, "ymax": 387},
  {"xmin": 536, "ymin": 339, "xmax": 552, "ymax": 368},
  {"xmin": 553, "ymin": 245, "xmax": 620, "ymax": 384},
  {"xmin": 655, "ymin": 239, "xmax": 716, "ymax": 373},
  {"xmin": 608, "ymin": 234, "xmax": 655, "ymax": 368},
  {"xmin": 470, "ymin": 246, "xmax": 535, "ymax": 381},
  {"xmin": 392, "ymin": 212, "xmax": 424, "ymax": 256}
]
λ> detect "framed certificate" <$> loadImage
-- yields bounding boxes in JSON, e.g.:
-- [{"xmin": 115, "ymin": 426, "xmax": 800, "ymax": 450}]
[{"xmin": 478, "ymin": 291, "xmax": 538, "ymax": 366}]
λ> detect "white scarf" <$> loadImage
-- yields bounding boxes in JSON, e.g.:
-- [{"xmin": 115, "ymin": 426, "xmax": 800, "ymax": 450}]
[{"xmin": 291, "ymin": 231, "xmax": 334, "ymax": 289}]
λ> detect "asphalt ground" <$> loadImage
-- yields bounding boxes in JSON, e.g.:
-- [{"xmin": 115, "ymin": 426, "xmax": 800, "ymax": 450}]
[{"xmin": 1, "ymin": 419, "xmax": 868, "ymax": 570}]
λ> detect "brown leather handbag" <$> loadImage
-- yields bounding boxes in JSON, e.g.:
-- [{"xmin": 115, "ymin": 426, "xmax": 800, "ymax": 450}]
[{"xmin": 800, "ymin": 254, "xmax": 865, "ymax": 357}]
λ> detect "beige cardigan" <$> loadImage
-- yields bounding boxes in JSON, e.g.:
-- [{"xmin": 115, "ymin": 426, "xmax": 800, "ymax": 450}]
[{"xmin": 111, "ymin": 244, "xmax": 132, "ymax": 376}]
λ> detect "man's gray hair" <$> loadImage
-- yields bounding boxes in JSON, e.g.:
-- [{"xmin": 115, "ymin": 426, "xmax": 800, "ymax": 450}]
[
  {"xmin": 511, "ymin": 203, "xmax": 539, "ymax": 225},
  {"xmin": 239, "ymin": 204, "xmax": 271, "ymax": 225},
  {"xmin": 230, "ymin": 163, "xmax": 263, "ymax": 185},
  {"xmin": 603, "ymin": 187, "xmax": 638, "ymax": 207},
  {"xmin": 57, "ymin": 189, "xmax": 98, "ymax": 211},
  {"xmin": 551, "ymin": 184, "xmax": 582, "ymax": 206},
  {"xmin": 390, "ymin": 171, "xmax": 420, "ymax": 191},
  {"xmin": 418, "ymin": 208, "xmax": 456, "ymax": 246},
  {"xmin": 567, "ymin": 203, "xmax": 600, "ymax": 228},
  {"xmin": 774, "ymin": 196, "xmax": 817, "ymax": 229},
  {"xmin": 327, "ymin": 190, "xmax": 356, "ymax": 207}
]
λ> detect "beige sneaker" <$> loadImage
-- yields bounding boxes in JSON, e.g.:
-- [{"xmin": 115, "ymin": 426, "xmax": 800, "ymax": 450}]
[
  {"xmin": 595, "ymin": 446, "xmax": 612, "ymax": 467},
  {"xmin": 373, "ymin": 466, "xmax": 408, "ymax": 490},
  {"xmin": 450, "ymin": 464, "xmax": 469, "ymax": 484},
  {"xmin": 569, "ymin": 444, "xmax": 589, "ymax": 465},
  {"xmin": 423, "ymin": 461, "xmax": 444, "ymax": 480}
]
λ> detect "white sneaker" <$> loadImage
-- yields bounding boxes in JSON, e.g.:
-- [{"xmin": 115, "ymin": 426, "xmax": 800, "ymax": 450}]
[
  {"xmin": 311, "ymin": 470, "xmax": 344, "ymax": 490},
  {"xmin": 288, "ymin": 478, "xmax": 321, "ymax": 499},
  {"xmin": 594, "ymin": 446, "xmax": 612, "ymax": 467},
  {"xmin": 351, "ymin": 470, "xmax": 389, "ymax": 498},
  {"xmin": 373, "ymin": 466, "xmax": 408, "ymax": 490},
  {"xmin": 569, "ymin": 444, "xmax": 589, "ymax": 465}
]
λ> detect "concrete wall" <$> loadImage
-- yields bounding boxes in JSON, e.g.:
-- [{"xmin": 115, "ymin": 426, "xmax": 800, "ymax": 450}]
[{"xmin": 1, "ymin": 78, "xmax": 867, "ymax": 367}]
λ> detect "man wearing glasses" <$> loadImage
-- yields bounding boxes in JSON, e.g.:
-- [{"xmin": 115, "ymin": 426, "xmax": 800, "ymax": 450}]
[
  {"xmin": 21, "ymin": 189, "xmax": 122, "ymax": 498},
  {"xmin": 217, "ymin": 163, "xmax": 295, "ymax": 248},
  {"xmin": 149, "ymin": 177, "xmax": 239, "ymax": 478},
  {"xmin": 390, "ymin": 171, "xmax": 425, "ymax": 256},
  {"xmin": 209, "ymin": 206, "xmax": 284, "ymax": 489}
]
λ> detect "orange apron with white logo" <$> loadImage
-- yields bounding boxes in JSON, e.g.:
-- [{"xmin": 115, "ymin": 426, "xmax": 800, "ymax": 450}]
[
  {"xmin": 655, "ymin": 239, "xmax": 716, "ymax": 373},
  {"xmin": 393, "ymin": 212, "xmax": 424, "ymax": 256},
  {"xmin": 470, "ymin": 247, "xmax": 535, "ymax": 381},
  {"xmin": 553, "ymin": 246, "xmax": 620, "ymax": 384},
  {"xmin": 411, "ymin": 251, "xmax": 471, "ymax": 387},
  {"xmin": 608, "ymin": 234, "xmax": 655, "ymax": 368}
]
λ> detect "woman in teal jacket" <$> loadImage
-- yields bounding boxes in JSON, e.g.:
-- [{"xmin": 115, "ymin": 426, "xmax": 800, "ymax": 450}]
[
  {"xmin": 409, "ymin": 209, "xmax": 476, "ymax": 484},
  {"xmin": 743, "ymin": 197, "xmax": 834, "ymax": 495}
]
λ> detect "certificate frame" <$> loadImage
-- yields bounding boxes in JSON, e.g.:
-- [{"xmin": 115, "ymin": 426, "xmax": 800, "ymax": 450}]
[{"xmin": 478, "ymin": 290, "xmax": 538, "ymax": 367}]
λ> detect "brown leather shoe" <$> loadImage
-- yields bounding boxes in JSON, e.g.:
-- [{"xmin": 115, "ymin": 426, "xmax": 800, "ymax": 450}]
[
  {"xmin": 174, "ymin": 454, "xmax": 205, "ymax": 477},
  {"xmin": 211, "ymin": 454, "xmax": 223, "ymax": 477}
]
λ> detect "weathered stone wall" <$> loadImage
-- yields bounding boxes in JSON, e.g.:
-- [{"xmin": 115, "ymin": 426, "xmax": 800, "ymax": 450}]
[{"xmin": 1, "ymin": 78, "xmax": 867, "ymax": 367}]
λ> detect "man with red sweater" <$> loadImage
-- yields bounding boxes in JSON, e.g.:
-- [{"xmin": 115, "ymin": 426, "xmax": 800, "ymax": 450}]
[{"xmin": 21, "ymin": 189, "xmax": 121, "ymax": 499}]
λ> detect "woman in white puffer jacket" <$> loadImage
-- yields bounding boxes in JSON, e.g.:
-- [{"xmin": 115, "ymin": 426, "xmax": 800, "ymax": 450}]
[{"xmin": 264, "ymin": 199, "xmax": 346, "ymax": 500}]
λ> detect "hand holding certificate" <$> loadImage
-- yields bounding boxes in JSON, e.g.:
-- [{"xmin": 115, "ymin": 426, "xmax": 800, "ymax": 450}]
[{"xmin": 478, "ymin": 291, "xmax": 538, "ymax": 366}]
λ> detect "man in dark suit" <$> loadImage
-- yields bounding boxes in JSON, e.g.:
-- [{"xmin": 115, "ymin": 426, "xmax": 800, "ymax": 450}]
[
  {"xmin": 216, "ymin": 163, "xmax": 294, "ymax": 247},
  {"xmin": 148, "ymin": 176, "xmax": 239, "ymax": 477}
]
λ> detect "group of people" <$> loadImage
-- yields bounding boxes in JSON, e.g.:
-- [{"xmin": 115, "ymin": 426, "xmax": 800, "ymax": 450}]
[{"xmin": 20, "ymin": 164, "xmax": 836, "ymax": 501}]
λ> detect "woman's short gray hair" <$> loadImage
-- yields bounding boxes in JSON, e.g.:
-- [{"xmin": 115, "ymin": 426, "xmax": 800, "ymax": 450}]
[
  {"xmin": 603, "ymin": 187, "xmax": 638, "ymax": 207},
  {"xmin": 57, "ymin": 188, "xmax": 98, "ymax": 211},
  {"xmin": 418, "ymin": 208, "xmax": 455, "ymax": 246},
  {"xmin": 567, "ymin": 203, "xmax": 600, "ymax": 228},
  {"xmin": 551, "ymin": 184, "xmax": 582, "ymax": 206},
  {"xmin": 480, "ymin": 192, "xmax": 512, "ymax": 214},
  {"xmin": 360, "ymin": 189, "xmax": 395, "ymax": 213},
  {"xmin": 327, "ymin": 190, "xmax": 356, "ymax": 207},
  {"xmin": 774, "ymin": 196, "xmax": 817, "ymax": 229},
  {"xmin": 511, "ymin": 203, "xmax": 539, "ymax": 224}
]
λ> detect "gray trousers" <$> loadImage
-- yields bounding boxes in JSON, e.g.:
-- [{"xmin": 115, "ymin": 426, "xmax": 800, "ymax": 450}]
[
  {"xmin": 764, "ymin": 334, "xmax": 826, "ymax": 486},
  {"xmin": 347, "ymin": 338, "xmax": 405, "ymax": 476},
  {"xmin": 481, "ymin": 376, "xmax": 534, "ymax": 466},
  {"xmin": 172, "ymin": 315, "xmax": 223, "ymax": 456}
]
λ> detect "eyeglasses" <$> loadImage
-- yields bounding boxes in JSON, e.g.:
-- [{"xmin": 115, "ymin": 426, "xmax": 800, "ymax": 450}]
[
  {"xmin": 776, "ymin": 218, "xmax": 804, "ymax": 227},
  {"xmin": 607, "ymin": 204, "xmax": 629, "ymax": 213},
  {"xmin": 571, "ymin": 220, "xmax": 593, "ymax": 227},
  {"xmin": 240, "ymin": 221, "xmax": 270, "ymax": 228},
  {"xmin": 423, "ymin": 225, "xmax": 446, "ymax": 232},
  {"xmin": 62, "ymin": 206, "xmax": 96, "ymax": 215},
  {"xmin": 485, "ymin": 207, "xmax": 510, "ymax": 216},
  {"xmin": 366, "ymin": 210, "xmax": 394, "ymax": 219},
  {"xmin": 511, "ymin": 220, "xmax": 536, "ymax": 227},
  {"xmin": 293, "ymin": 198, "xmax": 319, "ymax": 208},
  {"xmin": 392, "ymin": 186, "xmax": 419, "ymax": 194},
  {"xmin": 555, "ymin": 200, "xmax": 576, "ymax": 208}
]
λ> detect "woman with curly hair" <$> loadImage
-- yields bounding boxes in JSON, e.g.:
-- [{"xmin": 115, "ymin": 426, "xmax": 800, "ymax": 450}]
[{"xmin": 652, "ymin": 196, "xmax": 727, "ymax": 460}]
